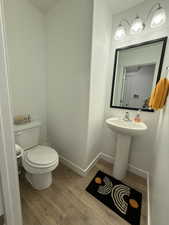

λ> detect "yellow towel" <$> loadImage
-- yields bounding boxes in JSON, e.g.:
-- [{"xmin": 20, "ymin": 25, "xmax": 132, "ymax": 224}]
[{"xmin": 149, "ymin": 78, "xmax": 169, "ymax": 110}]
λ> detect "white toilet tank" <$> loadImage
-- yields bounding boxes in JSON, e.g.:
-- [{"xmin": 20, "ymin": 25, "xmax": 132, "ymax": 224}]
[{"xmin": 14, "ymin": 121, "xmax": 41, "ymax": 150}]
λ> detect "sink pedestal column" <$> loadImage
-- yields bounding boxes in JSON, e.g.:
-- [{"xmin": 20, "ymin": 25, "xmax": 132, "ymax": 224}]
[{"xmin": 113, "ymin": 133, "xmax": 131, "ymax": 180}]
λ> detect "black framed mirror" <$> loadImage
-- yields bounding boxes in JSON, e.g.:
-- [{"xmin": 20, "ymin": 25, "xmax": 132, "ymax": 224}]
[{"xmin": 110, "ymin": 37, "xmax": 168, "ymax": 112}]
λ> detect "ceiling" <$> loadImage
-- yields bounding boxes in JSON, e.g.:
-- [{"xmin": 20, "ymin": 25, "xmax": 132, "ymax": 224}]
[{"xmin": 29, "ymin": 0, "xmax": 145, "ymax": 14}]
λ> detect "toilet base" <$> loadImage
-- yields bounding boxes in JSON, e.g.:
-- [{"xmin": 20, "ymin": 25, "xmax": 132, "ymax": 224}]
[{"xmin": 25, "ymin": 172, "xmax": 52, "ymax": 190}]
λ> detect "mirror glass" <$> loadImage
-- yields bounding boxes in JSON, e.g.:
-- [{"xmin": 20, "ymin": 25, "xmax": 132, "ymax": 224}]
[{"xmin": 110, "ymin": 37, "xmax": 167, "ymax": 111}]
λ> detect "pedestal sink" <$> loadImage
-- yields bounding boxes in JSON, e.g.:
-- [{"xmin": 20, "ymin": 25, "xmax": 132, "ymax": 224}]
[{"xmin": 106, "ymin": 117, "xmax": 147, "ymax": 180}]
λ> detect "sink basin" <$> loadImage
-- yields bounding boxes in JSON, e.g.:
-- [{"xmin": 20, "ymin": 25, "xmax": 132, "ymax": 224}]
[
  {"xmin": 106, "ymin": 117, "xmax": 148, "ymax": 180},
  {"xmin": 106, "ymin": 117, "xmax": 147, "ymax": 136}
]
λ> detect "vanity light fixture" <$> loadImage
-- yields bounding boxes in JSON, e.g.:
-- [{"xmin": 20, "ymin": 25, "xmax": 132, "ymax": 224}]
[
  {"xmin": 130, "ymin": 16, "xmax": 145, "ymax": 34},
  {"xmin": 114, "ymin": 2, "xmax": 166, "ymax": 40}
]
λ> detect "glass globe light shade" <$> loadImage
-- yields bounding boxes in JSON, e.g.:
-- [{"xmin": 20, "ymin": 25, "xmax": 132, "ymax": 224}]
[
  {"xmin": 114, "ymin": 24, "xmax": 126, "ymax": 40},
  {"xmin": 151, "ymin": 7, "xmax": 166, "ymax": 28},
  {"xmin": 130, "ymin": 16, "xmax": 145, "ymax": 34}
]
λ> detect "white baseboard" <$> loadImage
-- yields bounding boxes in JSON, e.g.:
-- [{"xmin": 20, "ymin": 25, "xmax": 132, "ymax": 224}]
[
  {"xmin": 59, "ymin": 156, "xmax": 86, "ymax": 176},
  {"xmin": 84, "ymin": 152, "xmax": 102, "ymax": 175},
  {"xmin": 128, "ymin": 164, "xmax": 148, "ymax": 179},
  {"xmin": 60, "ymin": 152, "xmax": 102, "ymax": 177},
  {"xmin": 100, "ymin": 153, "xmax": 148, "ymax": 179},
  {"xmin": 101, "ymin": 152, "xmax": 114, "ymax": 163},
  {"xmin": 59, "ymin": 152, "xmax": 148, "ymax": 178}
]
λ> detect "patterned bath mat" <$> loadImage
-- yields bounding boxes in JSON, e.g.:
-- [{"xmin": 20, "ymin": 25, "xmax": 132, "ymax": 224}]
[{"xmin": 86, "ymin": 171, "xmax": 142, "ymax": 225}]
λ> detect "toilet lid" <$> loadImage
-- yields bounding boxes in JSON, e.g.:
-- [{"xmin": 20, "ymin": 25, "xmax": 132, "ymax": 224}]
[{"xmin": 26, "ymin": 145, "xmax": 58, "ymax": 166}]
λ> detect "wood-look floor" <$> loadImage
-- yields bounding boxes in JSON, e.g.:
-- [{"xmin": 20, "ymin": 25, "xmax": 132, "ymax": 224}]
[{"xmin": 20, "ymin": 160, "xmax": 147, "ymax": 225}]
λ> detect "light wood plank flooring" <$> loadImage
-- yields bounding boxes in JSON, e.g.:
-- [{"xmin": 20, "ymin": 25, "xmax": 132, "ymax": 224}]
[{"xmin": 20, "ymin": 160, "xmax": 147, "ymax": 225}]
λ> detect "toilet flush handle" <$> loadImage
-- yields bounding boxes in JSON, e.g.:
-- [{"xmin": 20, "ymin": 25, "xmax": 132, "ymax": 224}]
[{"xmin": 15, "ymin": 144, "xmax": 24, "ymax": 158}]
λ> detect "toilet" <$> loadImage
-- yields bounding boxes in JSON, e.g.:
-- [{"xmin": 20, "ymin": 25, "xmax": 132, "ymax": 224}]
[{"xmin": 14, "ymin": 121, "xmax": 59, "ymax": 190}]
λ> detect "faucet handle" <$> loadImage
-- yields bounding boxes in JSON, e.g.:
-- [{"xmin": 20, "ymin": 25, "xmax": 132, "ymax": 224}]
[
  {"xmin": 123, "ymin": 111, "xmax": 130, "ymax": 121},
  {"xmin": 125, "ymin": 111, "xmax": 129, "ymax": 116}
]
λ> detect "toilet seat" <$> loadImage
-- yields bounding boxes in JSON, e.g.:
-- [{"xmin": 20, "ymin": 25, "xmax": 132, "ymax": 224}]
[
  {"xmin": 22, "ymin": 145, "xmax": 59, "ymax": 177},
  {"xmin": 23, "ymin": 145, "xmax": 58, "ymax": 168},
  {"xmin": 24, "ymin": 145, "xmax": 58, "ymax": 168}
]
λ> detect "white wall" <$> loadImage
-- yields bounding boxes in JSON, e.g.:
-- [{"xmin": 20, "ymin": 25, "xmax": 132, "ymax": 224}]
[
  {"xmin": 102, "ymin": 0, "xmax": 169, "ymax": 173},
  {"xmin": 86, "ymin": 0, "xmax": 112, "ymax": 165},
  {"xmin": 149, "ymin": 2, "xmax": 169, "ymax": 223},
  {"xmin": 46, "ymin": 0, "xmax": 93, "ymax": 169},
  {"xmin": 150, "ymin": 72, "xmax": 169, "ymax": 225},
  {"xmin": 4, "ymin": 0, "xmax": 47, "ymax": 143}
]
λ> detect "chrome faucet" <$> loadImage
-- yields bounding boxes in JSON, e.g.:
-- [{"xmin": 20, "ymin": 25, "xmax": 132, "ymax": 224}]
[{"xmin": 123, "ymin": 111, "xmax": 131, "ymax": 121}]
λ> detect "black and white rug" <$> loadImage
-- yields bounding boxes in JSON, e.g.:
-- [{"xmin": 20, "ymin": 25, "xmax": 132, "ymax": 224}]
[{"xmin": 86, "ymin": 171, "xmax": 142, "ymax": 225}]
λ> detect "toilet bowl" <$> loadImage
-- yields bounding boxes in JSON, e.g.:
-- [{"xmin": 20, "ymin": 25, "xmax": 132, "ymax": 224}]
[
  {"xmin": 14, "ymin": 121, "xmax": 59, "ymax": 190},
  {"xmin": 22, "ymin": 145, "xmax": 59, "ymax": 190}
]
